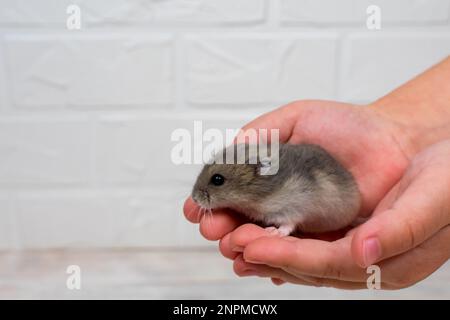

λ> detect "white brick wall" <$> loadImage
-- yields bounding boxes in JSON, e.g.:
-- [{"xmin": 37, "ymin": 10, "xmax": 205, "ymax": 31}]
[
  {"xmin": 341, "ymin": 32, "xmax": 450, "ymax": 101},
  {"xmin": 0, "ymin": 0, "xmax": 449, "ymax": 249},
  {"xmin": 13, "ymin": 188, "xmax": 204, "ymax": 248},
  {"xmin": 281, "ymin": 0, "xmax": 450, "ymax": 25},
  {"xmin": 0, "ymin": 117, "xmax": 92, "ymax": 186},
  {"xmin": 4, "ymin": 34, "xmax": 174, "ymax": 107},
  {"xmin": 0, "ymin": 0, "xmax": 266, "ymax": 26},
  {"xmin": 185, "ymin": 33, "xmax": 338, "ymax": 105}
]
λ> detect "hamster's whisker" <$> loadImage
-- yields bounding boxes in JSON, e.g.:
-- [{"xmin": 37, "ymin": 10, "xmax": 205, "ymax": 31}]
[
  {"xmin": 201, "ymin": 206, "xmax": 207, "ymax": 223},
  {"xmin": 199, "ymin": 207, "xmax": 205, "ymax": 220},
  {"xmin": 207, "ymin": 208, "xmax": 213, "ymax": 223},
  {"xmin": 204, "ymin": 207, "xmax": 213, "ymax": 230},
  {"xmin": 194, "ymin": 205, "xmax": 204, "ymax": 221},
  {"xmin": 196, "ymin": 207, "xmax": 203, "ymax": 221},
  {"xmin": 203, "ymin": 207, "xmax": 209, "ymax": 222},
  {"xmin": 186, "ymin": 204, "xmax": 199, "ymax": 220}
]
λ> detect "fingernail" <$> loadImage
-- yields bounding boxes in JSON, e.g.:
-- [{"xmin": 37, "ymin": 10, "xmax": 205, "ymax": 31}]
[
  {"xmin": 272, "ymin": 278, "xmax": 285, "ymax": 286},
  {"xmin": 232, "ymin": 246, "xmax": 244, "ymax": 252},
  {"xmin": 363, "ymin": 237, "xmax": 381, "ymax": 267}
]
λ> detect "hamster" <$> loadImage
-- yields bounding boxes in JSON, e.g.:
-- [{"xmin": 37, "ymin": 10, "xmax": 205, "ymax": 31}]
[{"xmin": 191, "ymin": 143, "xmax": 361, "ymax": 236}]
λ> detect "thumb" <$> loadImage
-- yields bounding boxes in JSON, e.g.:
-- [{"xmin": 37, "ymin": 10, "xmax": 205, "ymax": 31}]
[{"xmin": 351, "ymin": 168, "xmax": 450, "ymax": 268}]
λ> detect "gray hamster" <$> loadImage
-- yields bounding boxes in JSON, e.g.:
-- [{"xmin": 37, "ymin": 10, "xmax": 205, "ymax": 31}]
[{"xmin": 191, "ymin": 143, "xmax": 361, "ymax": 236}]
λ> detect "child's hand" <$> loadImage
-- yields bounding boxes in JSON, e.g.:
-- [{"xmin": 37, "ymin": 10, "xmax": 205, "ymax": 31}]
[
  {"xmin": 221, "ymin": 140, "xmax": 450, "ymax": 289},
  {"xmin": 183, "ymin": 57, "xmax": 450, "ymax": 289},
  {"xmin": 184, "ymin": 99, "xmax": 412, "ymax": 241}
]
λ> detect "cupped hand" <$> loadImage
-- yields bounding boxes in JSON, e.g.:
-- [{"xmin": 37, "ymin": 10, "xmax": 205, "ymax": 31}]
[
  {"xmin": 184, "ymin": 100, "xmax": 413, "ymax": 240},
  {"xmin": 221, "ymin": 140, "xmax": 450, "ymax": 289}
]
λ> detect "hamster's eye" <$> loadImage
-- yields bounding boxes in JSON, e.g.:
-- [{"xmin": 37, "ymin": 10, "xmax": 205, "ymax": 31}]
[{"xmin": 210, "ymin": 174, "xmax": 225, "ymax": 186}]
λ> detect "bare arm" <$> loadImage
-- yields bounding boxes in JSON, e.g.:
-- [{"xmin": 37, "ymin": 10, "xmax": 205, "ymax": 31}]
[{"xmin": 369, "ymin": 56, "xmax": 450, "ymax": 157}]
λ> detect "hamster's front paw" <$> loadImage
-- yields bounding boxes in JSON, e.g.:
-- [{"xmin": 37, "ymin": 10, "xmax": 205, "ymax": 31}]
[{"xmin": 264, "ymin": 225, "xmax": 295, "ymax": 237}]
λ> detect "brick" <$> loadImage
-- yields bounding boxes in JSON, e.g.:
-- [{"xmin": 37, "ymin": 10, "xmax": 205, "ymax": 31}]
[
  {"xmin": 0, "ymin": 0, "xmax": 265, "ymax": 26},
  {"xmin": 0, "ymin": 118, "xmax": 91, "ymax": 185},
  {"xmin": 14, "ymin": 189, "xmax": 209, "ymax": 248},
  {"xmin": 185, "ymin": 34, "xmax": 338, "ymax": 106},
  {"xmin": 3, "ymin": 34, "xmax": 173, "ymax": 108},
  {"xmin": 340, "ymin": 32, "xmax": 450, "ymax": 102},
  {"xmin": 280, "ymin": 0, "xmax": 450, "ymax": 25},
  {"xmin": 95, "ymin": 113, "xmax": 249, "ymax": 186}
]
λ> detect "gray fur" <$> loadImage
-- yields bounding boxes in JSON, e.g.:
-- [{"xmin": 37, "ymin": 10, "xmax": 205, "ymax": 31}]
[{"xmin": 191, "ymin": 143, "xmax": 361, "ymax": 234}]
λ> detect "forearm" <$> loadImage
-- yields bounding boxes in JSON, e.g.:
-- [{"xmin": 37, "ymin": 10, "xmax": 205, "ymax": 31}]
[{"xmin": 368, "ymin": 56, "xmax": 450, "ymax": 157}]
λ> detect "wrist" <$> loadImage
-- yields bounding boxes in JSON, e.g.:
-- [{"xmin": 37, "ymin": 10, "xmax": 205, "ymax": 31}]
[
  {"xmin": 367, "ymin": 57, "xmax": 450, "ymax": 158},
  {"xmin": 368, "ymin": 99, "xmax": 450, "ymax": 159}
]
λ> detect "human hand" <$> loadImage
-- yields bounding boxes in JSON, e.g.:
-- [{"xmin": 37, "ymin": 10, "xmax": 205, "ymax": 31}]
[
  {"xmin": 183, "ymin": 58, "xmax": 450, "ymax": 289},
  {"xmin": 220, "ymin": 140, "xmax": 450, "ymax": 289},
  {"xmin": 184, "ymin": 99, "xmax": 413, "ymax": 241}
]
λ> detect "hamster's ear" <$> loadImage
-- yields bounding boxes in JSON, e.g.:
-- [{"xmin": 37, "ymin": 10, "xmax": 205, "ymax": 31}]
[
  {"xmin": 257, "ymin": 156, "xmax": 279, "ymax": 176},
  {"xmin": 257, "ymin": 157, "xmax": 272, "ymax": 175}
]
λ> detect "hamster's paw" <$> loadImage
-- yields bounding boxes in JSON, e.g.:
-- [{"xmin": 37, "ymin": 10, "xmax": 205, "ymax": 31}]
[
  {"xmin": 265, "ymin": 225, "xmax": 295, "ymax": 237},
  {"xmin": 277, "ymin": 225, "xmax": 295, "ymax": 236},
  {"xmin": 264, "ymin": 226, "xmax": 279, "ymax": 235}
]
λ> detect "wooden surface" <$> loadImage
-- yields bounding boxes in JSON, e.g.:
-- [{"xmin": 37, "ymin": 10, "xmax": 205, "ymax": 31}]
[{"xmin": 0, "ymin": 248, "xmax": 448, "ymax": 299}]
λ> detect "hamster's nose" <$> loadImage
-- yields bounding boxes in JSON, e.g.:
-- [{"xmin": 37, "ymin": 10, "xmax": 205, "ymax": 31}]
[
  {"xmin": 192, "ymin": 190, "xmax": 206, "ymax": 203},
  {"xmin": 201, "ymin": 189, "xmax": 210, "ymax": 200}
]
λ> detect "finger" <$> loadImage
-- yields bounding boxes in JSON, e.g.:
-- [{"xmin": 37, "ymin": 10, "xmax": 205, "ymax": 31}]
[
  {"xmin": 199, "ymin": 209, "xmax": 243, "ymax": 241},
  {"xmin": 184, "ymin": 197, "xmax": 243, "ymax": 241},
  {"xmin": 228, "ymin": 223, "xmax": 272, "ymax": 252},
  {"xmin": 303, "ymin": 228, "xmax": 352, "ymax": 242},
  {"xmin": 219, "ymin": 233, "xmax": 240, "ymax": 260},
  {"xmin": 271, "ymin": 278, "xmax": 286, "ymax": 286},
  {"xmin": 243, "ymin": 236, "xmax": 367, "ymax": 281},
  {"xmin": 351, "ymin": 168, "xmax": 450, "ymax": 268},
  {"xmin": 228, "ymin": 224, "xmax": 368, "ymax": 284},
  {"xmin": 234, "ymin": 255, "xmax": 367, "ymax": 290},
  {"xmin": 227, "ymin": 222, "xmax": 351, "ymax": 245},
  {"xmin": 378, "ymin": 225, "xmax": 450, "ymax": 289},
  {"xmin": 236, "ymin": 101, "xmax": 304, "ymax": 143},
  {"xmin": 233, "ymin": 254, "xmax": 315, "ymax": 286},
  {"xmin": 183, "ymin": 197, "xmax": 202, "ymax": 223}
]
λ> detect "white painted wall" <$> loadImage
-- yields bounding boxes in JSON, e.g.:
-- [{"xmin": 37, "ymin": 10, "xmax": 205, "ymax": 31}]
[{"xmin": 0, "ymin": 0, "xmax": 449, "ymax": 249}]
